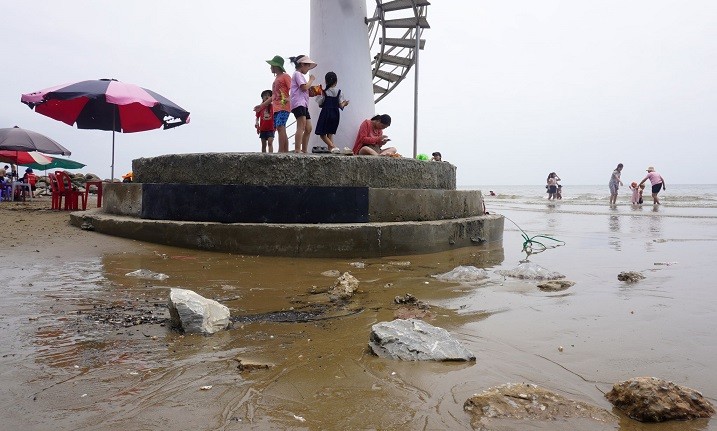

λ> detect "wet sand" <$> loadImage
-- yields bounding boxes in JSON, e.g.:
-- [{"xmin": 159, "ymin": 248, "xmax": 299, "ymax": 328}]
[{"xmin": 1, "ymin": 197, "xmax": 715, "ymax": 430}]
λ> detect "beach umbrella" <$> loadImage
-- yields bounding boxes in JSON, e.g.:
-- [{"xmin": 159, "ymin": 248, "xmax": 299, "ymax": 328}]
[
  {"xmin": 0, "ymin": 150, "xmax": 53, "ymax": 167},
  {"xmin": 0, "ymin": 126, "xmax": 71, "ymax": 155},
  {"xmin": 24, "ymin": 156, "xmax": 86, "ymax": 171},
  {"xmin": 21, "ymin": 78, "xmax": 190, "ymax": 181}
]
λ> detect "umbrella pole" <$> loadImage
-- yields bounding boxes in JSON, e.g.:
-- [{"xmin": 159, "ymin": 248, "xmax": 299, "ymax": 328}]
[{"xmin": 111, "ymin": 105, "xmax": 116, "ymax": 182}]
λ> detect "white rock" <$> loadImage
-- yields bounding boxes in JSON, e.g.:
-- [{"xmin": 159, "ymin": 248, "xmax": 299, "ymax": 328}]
[{"xmin": 168, "ymin": 288, "xmax": 230, "ymax": 335}]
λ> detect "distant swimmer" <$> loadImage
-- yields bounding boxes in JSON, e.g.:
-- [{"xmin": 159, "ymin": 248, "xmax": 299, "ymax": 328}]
[{"xmin": 489, "ymin": 190, "xmax": 496, "ymax": 196}]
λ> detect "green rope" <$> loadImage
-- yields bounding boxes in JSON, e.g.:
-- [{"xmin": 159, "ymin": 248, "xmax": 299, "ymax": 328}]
[{"xmin": 504, "ymin": 216, "xmax": 565, "ymax": 260}]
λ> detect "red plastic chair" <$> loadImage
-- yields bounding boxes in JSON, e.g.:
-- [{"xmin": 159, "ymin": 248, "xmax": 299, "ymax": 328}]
[
  {"xmin": 54, "ymin": 171, "xmax": 86, "ymax": 210},
  {"xmin": 47, "ymin": 173, "xmax": 62, "ymax": 210}
]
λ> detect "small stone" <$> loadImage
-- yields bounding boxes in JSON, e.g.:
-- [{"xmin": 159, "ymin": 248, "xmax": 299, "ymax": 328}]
[{"xmin": 617, "ymin": 271, "xmax": 645, "ymax": 283}]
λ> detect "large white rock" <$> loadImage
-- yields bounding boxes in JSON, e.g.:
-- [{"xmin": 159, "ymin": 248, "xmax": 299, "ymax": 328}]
[{"xmin": 168, "ymin": 288, "xmax": 230, "ymax": 335}]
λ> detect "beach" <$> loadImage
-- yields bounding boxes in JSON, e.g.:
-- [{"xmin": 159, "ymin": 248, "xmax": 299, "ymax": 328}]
[{"xmin": 1, "ymin": 191, "xmax": 716, "ymax": 430}]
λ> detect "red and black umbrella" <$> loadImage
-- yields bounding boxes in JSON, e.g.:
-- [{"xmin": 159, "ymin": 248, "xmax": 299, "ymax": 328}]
[{"xmin": 21, "ymin": 78, "xmax": 190, "ymax": 181}]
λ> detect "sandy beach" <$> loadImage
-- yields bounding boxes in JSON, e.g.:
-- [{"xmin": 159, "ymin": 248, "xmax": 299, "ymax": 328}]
[{"xmin": 1, "ymin": 195, "xmax": 715, "ymax": 430}]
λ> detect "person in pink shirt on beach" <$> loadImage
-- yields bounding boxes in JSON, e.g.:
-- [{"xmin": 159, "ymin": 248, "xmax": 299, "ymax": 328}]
[
  {"xmin": 639, "ymin": 166, "xmax": 666, "ymax": 205},
  {"xmin": 289, "ymin": 54, "xmax": 317, "ymax": 153},
  {"xmin": 352, "ymin": 114, "xmax": 396, "ymax": 155}
]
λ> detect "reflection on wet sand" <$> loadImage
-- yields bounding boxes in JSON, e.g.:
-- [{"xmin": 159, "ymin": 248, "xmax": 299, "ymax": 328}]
[{"xmin": 9, "ymin": 204, "xmax": 717, "ymax": 430}]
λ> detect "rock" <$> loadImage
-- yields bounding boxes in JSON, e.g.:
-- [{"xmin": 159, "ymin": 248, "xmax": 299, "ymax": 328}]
[
  {"xmin": 605, "ymin": 377, "xmax": 715, "ymax": 422},
  {"xmin": 328, "ymin": 272, "xmax": 359, "ymax": 301},
  {"xmin": 537, "ymin": 280, "xmax": 575, "ymax": 291},
  {"xmin": 321, "ymin": 269, "xmax": 341, "ymax": 277},
  {"xmin": 394, "ymin": 293, "xmax": 430, "ymax": 309},
  {"xmin": 617, "ymin": 271, "xmax": 645, "ymax": 283},
  {"xmin": 167, "ymin": 288, "xmax": 230, "ymax": 334},
  {"xmin": 235, "ymin": 358, "xmax": 272, "ymax": 372},
  {"xmin": 497, "ymin": 262, "xmax": 565, "ymax": 280},
  {"xmin": 464, "ymin": 383, "xmax": 616, "ymax": 430},
  {"xmin": 433, "ymin": 265, "xmax": 489, "ymax": 283},
  {"xmin": 349, "ymin": 261, "xmax": 366, "ymax": 269},
  {"xmin": 125, "ymin": 269, "xmax": 169, "ymax": 280},
  {"xmin": 369, "ymin": 318, "xmax": 475, "ymax": 361}
]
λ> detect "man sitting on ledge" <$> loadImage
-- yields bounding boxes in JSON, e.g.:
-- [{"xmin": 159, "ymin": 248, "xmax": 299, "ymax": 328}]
[{"xmin": 352, "ymin": 114, "xmax": 397, "ymax": 156}]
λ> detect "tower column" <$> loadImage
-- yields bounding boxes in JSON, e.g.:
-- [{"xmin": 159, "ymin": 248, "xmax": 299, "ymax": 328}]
[{"xmin": 309, "ymin": 0, "xmax": 375, "ymax": 150}]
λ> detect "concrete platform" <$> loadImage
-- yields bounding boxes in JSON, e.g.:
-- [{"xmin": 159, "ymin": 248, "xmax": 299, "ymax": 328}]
[{"xmin": 75, "ymin": 153, "xmax": 504, "ymax": 257}]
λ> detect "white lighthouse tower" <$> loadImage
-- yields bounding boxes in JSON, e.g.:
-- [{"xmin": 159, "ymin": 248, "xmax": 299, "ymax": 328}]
[
  {"xmin": 308, "ymin": 0, "xmax": 430, "ymax": 152},
  {"xmin": 308, "ymin": 0, "xmax": 375, "ymax": 150}
]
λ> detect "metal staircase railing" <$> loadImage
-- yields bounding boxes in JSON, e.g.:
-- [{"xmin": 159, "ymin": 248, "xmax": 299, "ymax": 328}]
[{"xmin": 368, "ymin": 0, "xmax": 430, "ymax": 103}]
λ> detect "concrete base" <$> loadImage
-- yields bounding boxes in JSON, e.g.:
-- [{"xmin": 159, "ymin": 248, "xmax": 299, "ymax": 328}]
[
  {"xmin": 70, "ymin": 210, "xmax": 503, "ymax": 258},
  {"xmin": 88, "ymin": 153, "xmax": 504, "ymax": 257}
]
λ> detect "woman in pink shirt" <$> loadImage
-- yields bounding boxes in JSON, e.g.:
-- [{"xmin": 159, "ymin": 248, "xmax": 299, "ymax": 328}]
[
  {"xmin": 352, "ymin": 114, "xmax": 396, "ymax": 155},
  {"xmin": 639, "ymin": 166, "xmax": 666, "ymax": 205}
]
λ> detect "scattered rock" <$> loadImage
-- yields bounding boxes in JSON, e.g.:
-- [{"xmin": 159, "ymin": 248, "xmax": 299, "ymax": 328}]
[
  {"xmin": 464, "ymin": 383, "xmax": 616, "ymax": 430},
  {"xmin": 394, "ymin": 293, "xmax": 430, "ymax": 309},
  {"xmin": 497, "ymin": 262, "xmax": 565, "ymax": 280},
  {"xmin": 369, "ymin": 318, "xmax": 475, "ymax": 361},
  {"xmin": 167, "ymin": 288, "xmax": 230, "ymax": 335},
  {"xmin": 605, "ymin": 377, "xmax": 715, "ymax": 422},
  {"xmin": 387, "ymin": 260, "xmax": 411, "ymax": 267},
  {"xmin": 349, "ymin": 262, "xmax": 366, "ymax": 269},
  {"xmin": 433, "ymin": 265, "xmax": 489, "ymax": 283},
  {"xmin": 321, "ymin": 269, "xmax": 341, "ymax": 277},
  {"xmin": 537, "ymin": 280, "xmax": 575, "ymax": 291},
  {"xmin": 235, "ymin": 358, "xmax": 272, "ymax": 372},
  {"xmin": 328, "ymin": 272, "xmax": 359, "ymax": 301},
  {"xmin": 125, "ymin": 269, "xmax": 169, "ymax": 281},
  {"xmin": 617, "ymin": 271, "xmax": 645, "ymax": 283}
]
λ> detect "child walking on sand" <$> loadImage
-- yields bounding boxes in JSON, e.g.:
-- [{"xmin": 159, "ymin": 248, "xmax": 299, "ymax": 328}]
[
  {"xmin": 315, "ymin": 71, "xmax": 349, "ymax": 153},
  {"xmin": 255, "ymin": 90, "xmax": 275, "ymax": 153},
  {"xmin": 289, "ymin": 55, "xmax": 317, "ymax": 153},
  {"xmin": 254, "ymin": 55, "xmax": 291, "ymax": 153}
]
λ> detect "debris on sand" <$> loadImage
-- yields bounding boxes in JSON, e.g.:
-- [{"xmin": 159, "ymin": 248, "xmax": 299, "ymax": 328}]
[
  {"xmin": 464, "ymin": 382, "xmax": 616, "ymax": 430},
  {"xmin": 617, "ymin": 271, "xmax": 645, "ymax": 283},
  {"xmin": 537, "ymin": 280, "xmax": 575, "ymax": 291}
]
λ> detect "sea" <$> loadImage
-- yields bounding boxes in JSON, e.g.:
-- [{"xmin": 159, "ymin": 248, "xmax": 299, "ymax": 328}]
[{"xmin": 463, "ymin": 184, "xmax": 717, "ymax": 208}]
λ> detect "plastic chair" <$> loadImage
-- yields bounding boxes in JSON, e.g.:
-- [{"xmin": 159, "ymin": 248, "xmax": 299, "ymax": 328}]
[
  {"xmin": 0, "ymin": 181, "xmax": 11, "ymax": 202},
  {"xmin": 47, "ymin": 173, "xmax": 63, "ymax": 210},
  {"xmin": 54, "ymin": 171, "xmax": 86, "ymax": 210}
]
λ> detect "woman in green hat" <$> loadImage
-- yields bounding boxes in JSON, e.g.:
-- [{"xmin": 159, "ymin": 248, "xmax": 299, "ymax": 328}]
[{"xmin": 255, "ymin": 55, "xmax": 292, "ymax": 152}]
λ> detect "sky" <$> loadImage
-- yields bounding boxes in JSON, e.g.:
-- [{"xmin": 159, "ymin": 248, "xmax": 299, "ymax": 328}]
[{"xmin": 1, "ymin": 1, "xmax": 715, "ymax": 186}]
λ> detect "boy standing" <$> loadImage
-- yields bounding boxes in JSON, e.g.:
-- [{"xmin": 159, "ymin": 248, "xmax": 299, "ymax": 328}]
[{"xmin": 255, "ymin": 90, "xmax": 275, "ymax": 153}]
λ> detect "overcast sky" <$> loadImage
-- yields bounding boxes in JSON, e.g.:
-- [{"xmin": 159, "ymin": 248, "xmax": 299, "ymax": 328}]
[{"xmin": 1, "ymin": 1, "xmax": 715, "ymax": 185}]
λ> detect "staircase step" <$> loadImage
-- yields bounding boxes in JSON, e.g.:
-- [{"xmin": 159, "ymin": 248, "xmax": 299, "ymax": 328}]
[
  {"xmin": 374, "ymin": 53, "xmax": 413, "ymax": 67},
  {"xmin": 374, "ymin": 69, "xmax": 402, "ymax": 82},
  {"xmin": 373, "ymin": 84, "xmax": 388, "ymax": 94},
  {"xmin": 380, "ymin": 0, "xmax": 431, "ymax": 12},
  {"xmin": 383, "ymin": 17, "xmax": 430, "ymax": 29},
  {"xmin": 381, "ymin": 37, "xmax": 426, "ymax": 49}
]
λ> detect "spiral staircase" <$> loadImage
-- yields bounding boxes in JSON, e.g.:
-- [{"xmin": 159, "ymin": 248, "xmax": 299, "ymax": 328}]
[{"xmin": 367, "ymin": 0, "xmax": 430, "ymax": 103}]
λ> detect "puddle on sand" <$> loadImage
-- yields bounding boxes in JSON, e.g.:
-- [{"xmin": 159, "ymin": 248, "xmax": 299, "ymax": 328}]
[{"xmin": 4, "ymin": 243, "xmax": 713, "ymax": 430}]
